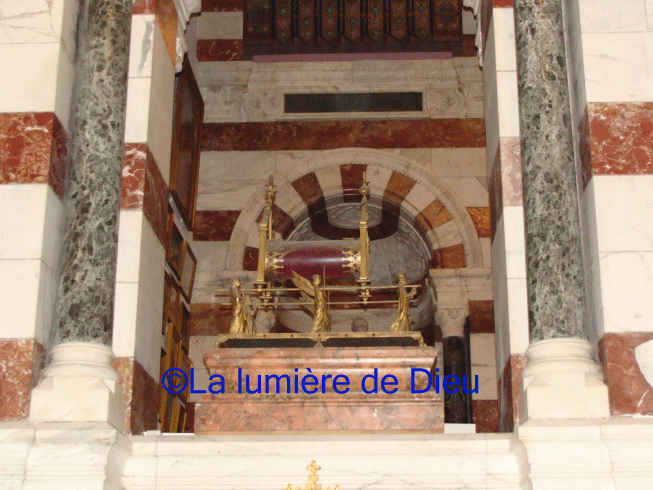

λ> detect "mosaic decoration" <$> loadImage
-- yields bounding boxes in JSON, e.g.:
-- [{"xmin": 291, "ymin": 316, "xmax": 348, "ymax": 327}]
[
  {"xmin": 390, "ymin": 0, "xmax": 407, "ymax": 41},
  {"xmin": 275, "ymin": 0, "xmax": 291, "ymax": 43},
  {"xmin": 413, "ymin": 0, "xmax": 430, "ymax": 40},
  {"xmin": 244, "ymin": 0, "xmax": 462, "ymax": 48},
  {"xmin": 246, "ymin": 0, "xmax": 272, "ymax": 44},
  {"xmin": 321, "ymin": 0, "xmax": 338, "ymax": 42},
  {"xmin": 367, "ymin": 0, "xmax": 383, "ymax": 41},
  {"xmin": 298, "ymin": 0, "xmax": 314, "ymax": 42},
  {"xmin": 344, "ymin": 0, "xmax": 361, "ymax": 42}
]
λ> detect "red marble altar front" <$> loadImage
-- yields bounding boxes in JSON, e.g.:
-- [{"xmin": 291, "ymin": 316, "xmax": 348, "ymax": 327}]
[{"xmin": 195, "ymin": 345, "xmax": 444, "ymax": 433}]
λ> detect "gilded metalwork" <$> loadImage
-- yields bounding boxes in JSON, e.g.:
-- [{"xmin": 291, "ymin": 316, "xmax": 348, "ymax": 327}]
[
  {"xmin": 222, "ymin": 176, "xmax": 428, "ymax": 334},
  {"xmin": 389, "ymin": 272, "xmax": 418, "ymax": 333},
  {"xmin": 215, "ymin": 331, "xmax": 426, "ymax": 347},
  {"xmin": 358, "ymin": 171, "xmax": 371, "ymax": 303},
  {"xmin": 284, "ymin": 461, "xmax": 340, "ymax": 490},
  {"xmin": 256, "ymin": 176, "xmax": 276, "ymax": 287},
  {"xmin": 291, "ymin": 271, "xmax": 331, "ymax": 333},
  {"xmin": 265, "ymin": 250, "xmax": 288, "ymax": 277},
  {"xmin": 229, "ymin": 279, "xmax": 256, "ymax": 334},
  {"xmin": 341, "ymin": 248, "xmax": 361, "ymax": 275}
]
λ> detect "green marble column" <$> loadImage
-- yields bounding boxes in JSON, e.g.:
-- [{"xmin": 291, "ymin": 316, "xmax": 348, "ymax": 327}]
[
  {"xmin": 54, "ymin": 0, "xmax": 133, "ymax": 346},
  {"xmin": 513, "ymin": 0, "xmax": 586, "ymax": 342}
]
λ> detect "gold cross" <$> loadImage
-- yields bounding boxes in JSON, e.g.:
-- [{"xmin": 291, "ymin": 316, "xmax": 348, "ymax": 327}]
[{"xmin": 284, "ymin": 461, "xmax": 341, "ymax": 490}]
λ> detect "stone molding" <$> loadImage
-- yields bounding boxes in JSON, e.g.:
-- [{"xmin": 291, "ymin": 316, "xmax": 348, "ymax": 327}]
[
  {"xmin": 463, "ymin": 0, "xmax": 483, "ymax": 66},
  {"xmin": 173, "ymin": 0, "xmax": 202, "ymax": 71},
  {"xmin": 197, "ymin": 58, "xmax": 484, "ymax": 122},
  {"xmin": 3, "ymin": 421, "xmax": 653, "ymax": 489},
  {"xmin": 29, "ymin": 343, "xmax": 125, "ymax": 430}
]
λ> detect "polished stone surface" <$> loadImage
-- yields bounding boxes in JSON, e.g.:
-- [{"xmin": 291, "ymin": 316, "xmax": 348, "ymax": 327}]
[
  {"xmin": 589, "ymin": 102, "xmax": 653, "ymax": 176},
  {"xmin": 142, "ymin": 146, "xmax": 168, "ymax": 246},
  {"xmin": 514, "ymin": 0, "xmax": 586, "ymax": 341},
  {"xmin": 196, "ymin": 345, "xmax": 443, "ymax": 432},
  {"xmin": 497, "ymin": 354, "xmax": 527, "ymax": 432},
  {"xmin": 121, "ymin": 144, "xmax": 147, "ymax": 210},
  {"xmin": 468, "ymin": 300, "xmax": 494, "ymax": 333},
  {"xmin": 472, "ymin": 399, "xmax": 499, "ymax": 433},
  {"xmin": 201, "ymin": 119, "xmax": 486, "ymax": 151},
  {"xmin": 0, "ymin": 339, "xmax": 46, "ymax": 421},
  {"xmin": 197, "ymin": 39, "xmax": 243, "ymax": 61},
  {"xmin": 0, "ymin": 112, "xmax": 67, "ymax": 198},
  {"xmin": 201, "ymin": 0, "xmax": 244, "ymax": 11},
  {"xmin": 54, "ymin": 0, "xmax": 133, "ymax": 345},
  {"xmin": 113, "ymin": 357, "xmax": 159, "ymax": 434},
  {"xmin": 193, "ymin": 210, "xmax": 241, "ymax": 241},
  {"xmin": 598, "ymin": 332, "xmax": 653, "ymax": 416}
]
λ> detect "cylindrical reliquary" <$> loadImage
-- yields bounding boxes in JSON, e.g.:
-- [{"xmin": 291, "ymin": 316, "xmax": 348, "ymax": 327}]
[{"xmin": 264, "ymin": 239, "xmax": 361, "ymax": 281}]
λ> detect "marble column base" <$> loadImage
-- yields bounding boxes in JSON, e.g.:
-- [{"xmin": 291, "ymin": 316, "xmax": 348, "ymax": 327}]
[
  {"xmin": 520, "ymin": 339, "xmax": 609, "ymax": 422},
  {"xmin": 29, "ymin": 343, "xmax": 125, "ymax": 430}
]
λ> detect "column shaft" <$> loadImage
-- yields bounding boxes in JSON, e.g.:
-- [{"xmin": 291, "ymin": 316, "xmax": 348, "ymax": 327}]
[
  {"xmin": 513, "ymin": 0, "xmax": 585, "ymax": 341},
  {"xmin": 54, "ymin": 0, "xmax": 133, "ymax": 346}
]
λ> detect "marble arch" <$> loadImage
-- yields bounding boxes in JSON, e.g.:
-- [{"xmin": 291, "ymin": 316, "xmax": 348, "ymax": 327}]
[{"xmin": 224, "ymin": 148, "xmax": 484, "ymax": 272}]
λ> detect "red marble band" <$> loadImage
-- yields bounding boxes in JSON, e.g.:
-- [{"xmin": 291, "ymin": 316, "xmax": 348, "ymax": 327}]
[
  {"xmin": 589, "ymin": 102, "xmax": 653, "ymax": 176},
  {"xmin": 598, "ymin": 332, "xmax": 653, "ymax": 417},
  {"xmin": 497, "ymin": 353, "xmax": 527, "ymax": 432},
  {"xmin": 415, "ymin": 198, "xmax": 453, "ymax": 233},
  {"xmin": 0, "ymin": 339, "xmax": 46, "ymax": 421},
  {"xmin": 468, "ymin": 300, "xmax": 494, "ymax": 333},
  {"xmin": 467, "ymin": 207, "xmax": 491, "ymax": 238},
  {"xmin": 202, "ymin": 0, "xmax": 244, "ymax": 11},
  {"xmin": 488, "ymin": 137, "xmax": 522, "ymax": 242},
  {"xmin": 197, "ymin": 40, "xmax": 244, "ymax": 62},
  {"xmin": 113, "ymin": 357, "xmax": 159, "ymax": 434},
  {"xmin": 0, "ymin": 111, "xmax": 67, "ymax": 199},
  {"xmin": 194, "ymin": 210, "xmax": 242, "ymax": 241},
  {"xmin": 121, "ymin": 143, "xmax": 169, "ymax": 247},
  {"xmin": 473, "ymin": 399, "xmax": 499, "ymax": 433},
  {"xmin": 201, "ymin": 119, "xmax": 486, "ymax": 151}
]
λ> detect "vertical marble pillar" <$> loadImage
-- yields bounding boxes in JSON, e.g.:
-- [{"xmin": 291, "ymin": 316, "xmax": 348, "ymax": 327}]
[
  {"xmin": 436, "ymin": 308, "xmax": 472, "ymax": 424},
  {"xmin": 513, "ymin": 0, "xmax": 608, "ymax": 421},
  {"xmin": 55, "ymin": 0, "xmax": 133, "ymax": 346},
  {"xmin": 430, "ymin": 269, "xmax": 491, "ymax": 427},
  {"xmin": 30, "ymin": 0, "xmax": 133, "ymax": 428},
  {"xmin": 513, "ymin": 0, "xmax": 584, "ymax": 342}
]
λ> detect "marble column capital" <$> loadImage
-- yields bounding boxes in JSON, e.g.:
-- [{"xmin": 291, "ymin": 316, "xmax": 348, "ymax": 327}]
[{"xmin": 435, "ymin": 303, "xmax": 469, "ymax": 338}]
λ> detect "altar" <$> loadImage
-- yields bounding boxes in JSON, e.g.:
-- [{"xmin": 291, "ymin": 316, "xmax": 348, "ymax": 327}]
[
  {"xmin": 195, "ymin": 333, "xmax": 443, "ymax": 433},
  {"xmin": 194, "ymin": 177, "xmax": 444, "ymax": 433}
]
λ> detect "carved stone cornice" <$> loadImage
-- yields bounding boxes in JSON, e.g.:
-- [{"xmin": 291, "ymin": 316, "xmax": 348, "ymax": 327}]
[
  {"xmin": 173, "ymin": 0, "xmax": 201, "ymax": 72},
  {"xmin": 197, "ymin": 58, "xmax": 484, "ymax": 122},
  {"xmin": 463, "ymin": 0, "xmax": 484, "ymax": 66}
]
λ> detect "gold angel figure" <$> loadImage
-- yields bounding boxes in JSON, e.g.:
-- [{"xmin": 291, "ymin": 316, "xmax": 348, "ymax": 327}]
[
  {"xmin": 229, "ymin": 279, "xmax": 255, "ymax": 334},
  {"xmin": 389, "ymin": 273, "xmax": 418, "ymax": 333},
  {"xmin": 291, "ymin": 271, "xmax": 331, "ymax": 333}
]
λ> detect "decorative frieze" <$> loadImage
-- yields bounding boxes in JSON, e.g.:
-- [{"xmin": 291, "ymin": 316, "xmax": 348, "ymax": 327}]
[{"xmin": 198, "ymin": 58, "xmax": 483, "ymax": 122}]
